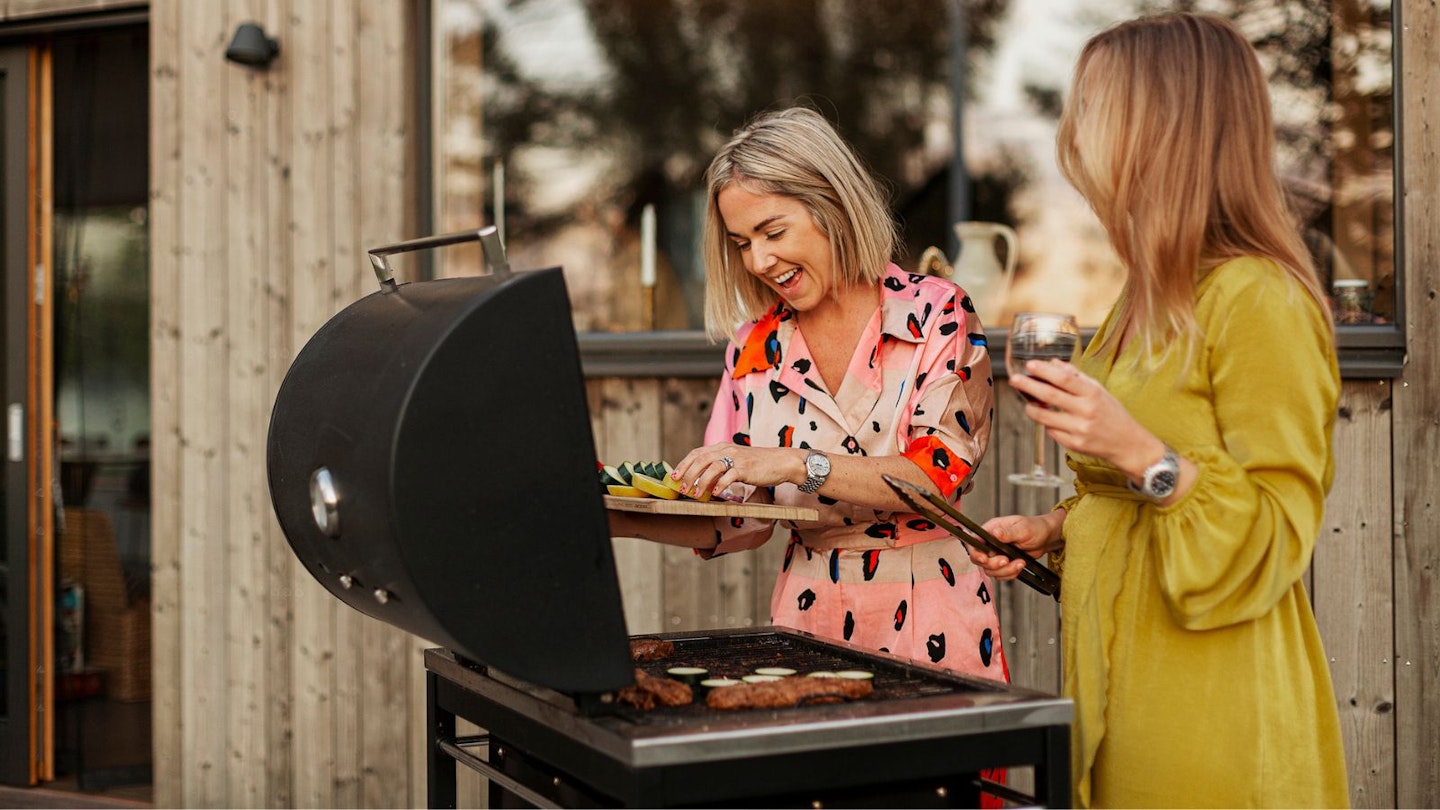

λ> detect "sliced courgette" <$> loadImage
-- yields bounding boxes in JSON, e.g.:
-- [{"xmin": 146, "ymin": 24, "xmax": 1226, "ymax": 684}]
[
  {"xmin": 606, "ymin": 484, "xmax": 647, "ymax": 498},
  {"xmin": 630, "ymin": 472, "xmax": 681, "ymax": 500}
]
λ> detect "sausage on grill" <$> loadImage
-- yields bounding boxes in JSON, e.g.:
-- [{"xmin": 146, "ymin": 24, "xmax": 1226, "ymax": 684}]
[{"xmin": 706, "ymin": 676, "xmax": 873, "ymax": 710}]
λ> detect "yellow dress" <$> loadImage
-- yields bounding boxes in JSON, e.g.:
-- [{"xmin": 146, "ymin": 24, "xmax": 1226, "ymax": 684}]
[{"xmin": 1058, "ymin": 257, "xmax": 1349, "ymax": 808}]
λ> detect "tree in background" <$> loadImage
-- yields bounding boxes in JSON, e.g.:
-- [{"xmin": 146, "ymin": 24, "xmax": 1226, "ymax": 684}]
[{"xmin": 470, "ymin": 0, "xmax": 1014, "ymax": 308}]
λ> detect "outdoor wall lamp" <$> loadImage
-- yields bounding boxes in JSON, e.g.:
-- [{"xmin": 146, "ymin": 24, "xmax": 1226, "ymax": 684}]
[{"xmin": 225, "ymin": 22, "xmax": 280, "ymax": 68}]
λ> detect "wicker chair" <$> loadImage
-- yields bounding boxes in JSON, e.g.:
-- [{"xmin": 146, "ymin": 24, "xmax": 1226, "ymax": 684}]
[{"xmin": 59, "ymin": 508, "xmax": 151, "ymax": 702}]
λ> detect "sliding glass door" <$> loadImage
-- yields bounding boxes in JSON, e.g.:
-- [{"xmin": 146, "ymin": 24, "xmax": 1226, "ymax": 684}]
[{"xmin": 0, "ymin": 43, "xmax": 51, "ymax": 787}]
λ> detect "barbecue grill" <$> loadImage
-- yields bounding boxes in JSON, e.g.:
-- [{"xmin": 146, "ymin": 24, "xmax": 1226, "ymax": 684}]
[{"xmin": 266, "ymin": 229, "xmax": 1073, "ymax": 808}]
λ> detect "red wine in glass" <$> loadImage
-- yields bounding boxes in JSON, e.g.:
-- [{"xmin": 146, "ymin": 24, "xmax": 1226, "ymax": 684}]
[
  {"xmin": 1008, "ymin": 332, "xmax": 1081, "ymax": 403},
  {"xmin": 1006, "ymin": 312, "xmax": 1080, "ymax": 487}
]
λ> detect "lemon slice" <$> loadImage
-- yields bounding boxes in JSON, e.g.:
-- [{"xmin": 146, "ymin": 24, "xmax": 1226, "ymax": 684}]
[
  {"xmin": 630, "ymin": 472, "xmax": 681, "ymax": 500},
  {"xmin": 606, "ymin": 484, "xmax": 648, "ymax": 498}
]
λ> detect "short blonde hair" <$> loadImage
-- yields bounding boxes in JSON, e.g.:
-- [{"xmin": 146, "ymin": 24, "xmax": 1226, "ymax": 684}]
[
  {"xmin": 1056, "ymin": 12, "xmax": 1331, "ymax": 359},
  {"xmin": 702, "ymin": 107, "xmax": 898, "ymax": 341}
]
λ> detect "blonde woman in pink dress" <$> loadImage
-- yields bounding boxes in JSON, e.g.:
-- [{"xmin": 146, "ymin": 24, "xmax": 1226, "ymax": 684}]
[{"xmin": 610, "ymin": 107, "xmax": 1005, "ymax": 682}]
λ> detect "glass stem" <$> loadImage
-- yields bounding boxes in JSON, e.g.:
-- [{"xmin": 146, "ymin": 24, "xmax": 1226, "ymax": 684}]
[{"xmin": 1032, "ymin": 421, "xmax": 1048, "ymax": 476}]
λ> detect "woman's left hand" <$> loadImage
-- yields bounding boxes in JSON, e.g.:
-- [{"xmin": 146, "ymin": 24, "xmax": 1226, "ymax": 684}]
[
  {"xmin": 1010, "ymin": 359, "xmax": 1157, "ymax": 472},
  {"xmin": 670, "ymin": 443, "xmax": 801, "ymax": 500}
]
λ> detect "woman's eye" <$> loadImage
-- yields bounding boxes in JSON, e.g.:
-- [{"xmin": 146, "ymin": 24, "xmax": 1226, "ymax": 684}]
[
  {"xmin": 766, "ymin": 229, "xmax": 785, "ymax": 240},
  {"xmin": 734, "ymin": 241, "xmax": 751, "ymax": 252}
]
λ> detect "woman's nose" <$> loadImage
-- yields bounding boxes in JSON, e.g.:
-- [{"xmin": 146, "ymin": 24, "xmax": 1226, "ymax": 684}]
[{"xmin": 749, "ymin": 244, "xmax": 776, "ymax": 272}]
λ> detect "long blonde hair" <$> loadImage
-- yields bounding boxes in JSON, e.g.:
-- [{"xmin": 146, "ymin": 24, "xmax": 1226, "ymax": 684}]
[
  {"xmin": 702, "ymin": 107, "xmax": 898, "ymax": 341},
  {"xmin": 1056, "ymin": 12, "xmax": 1332, "ymax": 359}
]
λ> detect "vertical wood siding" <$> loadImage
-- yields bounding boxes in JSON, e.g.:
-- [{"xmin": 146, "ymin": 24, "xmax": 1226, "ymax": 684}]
[
  {"xmin": 1395, "ymin": 1, "xmax": 1440, "ymax": 805},
  {"xmin": 149, "ymin": 1, "xmax": 419, "ymax": 806},
  {"xmin": 140, "ymin": 0, "xmax": 1435, "ymax": 806},
  {"xmin": 1316, "ymin": 382, "xmax": 1397, "ymax": 805},
  {"xmin": 0, "ymin": 0, "xmax": 142, "ymax": 19}
]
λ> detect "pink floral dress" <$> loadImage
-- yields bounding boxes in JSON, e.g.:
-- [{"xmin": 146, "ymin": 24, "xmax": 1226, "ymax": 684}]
[{"xmin": 702, "ymin": 264, "xmax": 1007, "ymax": 682}]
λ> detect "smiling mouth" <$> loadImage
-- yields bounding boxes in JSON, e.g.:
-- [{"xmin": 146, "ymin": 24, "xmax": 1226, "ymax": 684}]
[{"xmin": 773, "ymin": 267, "xmax": 801, "ymax": 289}]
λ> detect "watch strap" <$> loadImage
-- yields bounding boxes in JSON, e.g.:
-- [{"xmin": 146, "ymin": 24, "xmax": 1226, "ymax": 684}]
[{"xmin": 1129, "ymin": 445, "xmax": 1180, "ymax": 500}]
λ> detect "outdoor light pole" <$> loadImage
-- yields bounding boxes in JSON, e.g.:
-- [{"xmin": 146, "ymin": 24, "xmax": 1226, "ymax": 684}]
[{"xmin": 948, "ymin": 0, "xmax": 970, "ymax": 260}]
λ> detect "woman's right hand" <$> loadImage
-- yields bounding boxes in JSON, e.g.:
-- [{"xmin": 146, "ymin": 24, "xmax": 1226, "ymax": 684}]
[{"xmin": 968, "ymin": 511, "xmax": 1065, "ymax": 581}]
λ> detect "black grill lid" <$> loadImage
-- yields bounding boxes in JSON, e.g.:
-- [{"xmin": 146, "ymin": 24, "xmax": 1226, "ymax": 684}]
[{"xmin": 266, "ymin": 235, "xmax": 633, "ymax": 695}]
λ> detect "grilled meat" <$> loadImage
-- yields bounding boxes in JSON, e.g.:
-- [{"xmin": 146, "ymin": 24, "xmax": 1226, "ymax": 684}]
[
  {"xmin": 629, "ymin": 636, "xmax": 676, "ymax": 661},
  {"xmin": 706, "ymin": 675, "xmax": 873, "ymax": 710},
  {"xmin": 617, "ymin": 668, "xmax": 693, "ymax": 710}
]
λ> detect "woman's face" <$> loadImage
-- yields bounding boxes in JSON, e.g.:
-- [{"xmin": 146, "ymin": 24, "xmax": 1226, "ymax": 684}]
[{"xmin": 717, "ymin": 183, "xmax": 836, "ymax": 313}]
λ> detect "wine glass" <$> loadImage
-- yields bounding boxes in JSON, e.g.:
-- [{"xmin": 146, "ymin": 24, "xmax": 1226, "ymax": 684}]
[{"xmin": 1006, "ymin": 312, "xmax": 1080, "ymax": 487}]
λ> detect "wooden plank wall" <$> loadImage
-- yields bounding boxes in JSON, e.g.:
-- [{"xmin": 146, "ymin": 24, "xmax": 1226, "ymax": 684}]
[
  {"xmin": 1394, "ymin": 0, "xmax": 1440, "ymax": 806},
  {"xmin": 0, "ymin": 0, "xmax": 142, "ymax": 20},
  {"xmin": 149, "ymin": 2, "xmax": 422, "ymax": 807}
]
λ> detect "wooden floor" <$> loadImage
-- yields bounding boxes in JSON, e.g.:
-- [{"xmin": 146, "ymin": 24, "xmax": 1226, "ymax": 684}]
[
  {"xmin": 1, "ymin": 695, "xmax": 156, "ymax": 808},
  {"xmin": 0, "ymin": 784, "xmax": 150, "ymax": 809}
]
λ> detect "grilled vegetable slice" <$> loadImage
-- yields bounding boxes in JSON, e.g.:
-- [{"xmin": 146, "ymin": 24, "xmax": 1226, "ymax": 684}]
[{"xmin": 666, "ymin": 666, "xmax": 708, "ymax": 685}]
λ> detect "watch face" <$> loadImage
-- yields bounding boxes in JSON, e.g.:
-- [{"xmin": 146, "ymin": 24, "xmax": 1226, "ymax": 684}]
[
  {"xmin": 1153, "ymin": 470, "xmax": 1178, "ymax": 493},
  {"xmin": 808, "ymin": 453, "xmax": 831, "ymax": 476}
]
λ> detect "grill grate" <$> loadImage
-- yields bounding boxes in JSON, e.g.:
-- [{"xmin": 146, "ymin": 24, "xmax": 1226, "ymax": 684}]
[{"xmin": 626, "ymin": 631, "xmax": 1002, "ymax": 720}]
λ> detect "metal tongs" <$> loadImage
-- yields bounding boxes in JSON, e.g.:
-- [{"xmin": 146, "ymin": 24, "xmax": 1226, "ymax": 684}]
[{"xmin": 882, "ymin": 475, "xmax": 1061, "ymax": 601}]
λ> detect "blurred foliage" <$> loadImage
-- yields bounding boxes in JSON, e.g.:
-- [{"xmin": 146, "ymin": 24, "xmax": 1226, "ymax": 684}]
[
  {"xmin": 1131, "ymin": 0, "xmax": 1394, "ymax": 171},
  {"xmin": 480, "ymin": 0, "xmax": 1014, "ymax": 261},
  {"xmin": 465, "ymin": 0, "xmax": 1393, "ymax": 322}
]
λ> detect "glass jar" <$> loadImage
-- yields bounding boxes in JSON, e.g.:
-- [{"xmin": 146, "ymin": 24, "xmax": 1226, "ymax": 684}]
[{"xmin": 1332, "ymin": 279, "xmax": 1372, "ymax": 325}]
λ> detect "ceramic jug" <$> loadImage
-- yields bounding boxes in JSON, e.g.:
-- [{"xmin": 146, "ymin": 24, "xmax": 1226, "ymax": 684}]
[{"xmin": 951, "ymin": 221, "xmax": 1017, "ymax": 319}]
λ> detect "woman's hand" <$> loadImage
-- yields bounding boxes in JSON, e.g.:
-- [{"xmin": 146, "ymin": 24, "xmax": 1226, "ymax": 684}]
[
  {"xmin": 670, "ymin": 443, "xmax": 803, "ymax": 500},
  {"xmin": 968, "ymin": 511, "xmax": 1065, "ymax": 580},
  {"xmin": 1010, "ymin": 359, "xmax": 1165, "ymax": 480}
]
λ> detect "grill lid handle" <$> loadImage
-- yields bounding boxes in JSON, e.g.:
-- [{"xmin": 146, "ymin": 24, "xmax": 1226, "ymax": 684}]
[{"xmin": 366, "ymin": 225, "xmax": 510, "ymax": 290}]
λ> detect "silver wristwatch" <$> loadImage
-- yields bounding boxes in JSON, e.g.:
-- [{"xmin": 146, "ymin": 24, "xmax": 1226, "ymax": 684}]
[
  {"xmin": 798, "ymin": 450, "xmax": 831, "ymax": 494},
  {"xmin": 1132, "ymin": 446, "xmax": 1181, "ymax": 500}
]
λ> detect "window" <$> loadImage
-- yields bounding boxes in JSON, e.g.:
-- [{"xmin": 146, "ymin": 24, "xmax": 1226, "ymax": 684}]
[{"xmin": 434, "ymin": 0, "xmax": 1396, "ymax": 356}]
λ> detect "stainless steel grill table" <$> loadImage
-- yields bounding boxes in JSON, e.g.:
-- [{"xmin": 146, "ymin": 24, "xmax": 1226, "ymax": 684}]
[{"xmin": 425, "ymin": 628, "xmax": 1072, "ymax": 809}]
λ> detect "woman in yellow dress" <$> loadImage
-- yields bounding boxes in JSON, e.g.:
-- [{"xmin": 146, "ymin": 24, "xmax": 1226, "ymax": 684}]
[{"xmin": 970, "ymin": 13, "xmax": 1349, "ymax": 808}]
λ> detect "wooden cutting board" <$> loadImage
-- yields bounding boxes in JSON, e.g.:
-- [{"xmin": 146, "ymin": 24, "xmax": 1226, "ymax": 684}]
[{"xmin": 603, "ymin": 495, "xmax": 817, "ymax": 521}]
